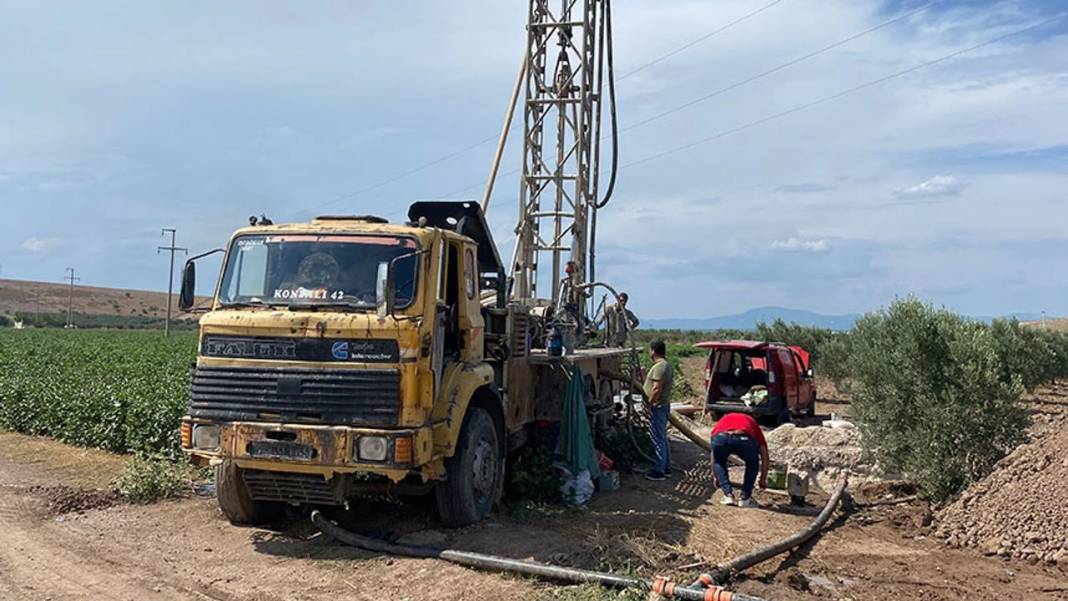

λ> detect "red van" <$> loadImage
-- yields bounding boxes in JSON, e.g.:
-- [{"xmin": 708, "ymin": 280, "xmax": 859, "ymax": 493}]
[{"xmin": 697, "ymin": 340, "xmax": 816, "ymax": 425}]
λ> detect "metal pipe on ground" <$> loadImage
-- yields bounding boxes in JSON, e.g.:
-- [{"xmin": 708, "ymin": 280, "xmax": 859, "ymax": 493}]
[{"xmin": 310, "ymin": 511, "xmax": 769, "ymax": 601}]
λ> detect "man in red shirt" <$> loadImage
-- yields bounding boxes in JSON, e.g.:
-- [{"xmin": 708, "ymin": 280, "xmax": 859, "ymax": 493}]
[{"xmin": 710, "ymin": 412, "xmax": 769, "ymax": 508}]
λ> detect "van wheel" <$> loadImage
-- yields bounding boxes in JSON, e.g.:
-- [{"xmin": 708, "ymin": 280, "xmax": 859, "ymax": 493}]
[
  {"xmin": 436, "ymin": 407, "xmax": 503, "ymax": 528},
  {"xmin": 805, "ymin": 392, "xmax": 817, "ymax": 418},
  {"xmin": 216, "ymin": 460, "xmax": 278, "ymax": 526}
]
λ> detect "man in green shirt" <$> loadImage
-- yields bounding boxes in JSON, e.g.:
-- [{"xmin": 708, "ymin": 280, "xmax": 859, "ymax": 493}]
[{"xmin": 644, "ymin": 340, "xmax": 674, "ymax": 480}]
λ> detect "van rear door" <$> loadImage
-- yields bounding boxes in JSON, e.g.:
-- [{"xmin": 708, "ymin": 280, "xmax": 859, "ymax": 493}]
[{"xmin": 774, "ymin": 348, "xmax": 800, "ymax": 413}]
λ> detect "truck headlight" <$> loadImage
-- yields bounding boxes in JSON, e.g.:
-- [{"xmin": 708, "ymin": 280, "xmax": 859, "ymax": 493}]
[
  {"xmin": 192, "ymin": 424, "xmax": 221, "ymax": 450},
  {"xmin": 356, "ymin": 436, "xmax": 389, "ymax": 462}
]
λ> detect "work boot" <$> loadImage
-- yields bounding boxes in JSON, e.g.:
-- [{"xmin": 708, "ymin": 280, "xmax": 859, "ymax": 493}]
[
  {"xmin": 720, "ymin": 492, "xmax": 736, "ymax": 506},
  {"xmin": 736, "ymin": 496, "xmax": 758, "ymax": 508}
]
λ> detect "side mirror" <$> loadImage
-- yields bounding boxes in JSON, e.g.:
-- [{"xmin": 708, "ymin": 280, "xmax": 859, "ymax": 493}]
[
  {"xmin": 804, "ymin": 368, "xmax": 814, "ymax": 378},
  {"xmin": 179, "ymin": 260, "xmax": 196, "ymax": 311},
  {"xmin": 376, "ymin": 262, "xmax": 395, "ymax": 318}
]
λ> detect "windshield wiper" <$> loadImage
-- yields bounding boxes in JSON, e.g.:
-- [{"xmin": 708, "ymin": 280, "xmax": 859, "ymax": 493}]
[
  {"xmin": 286, "ymin": 302, "xmax": 373, "ymax": 312},
  {"xmin": 219, "ymin": 300, "xmax": 271, "ymax": 309}
]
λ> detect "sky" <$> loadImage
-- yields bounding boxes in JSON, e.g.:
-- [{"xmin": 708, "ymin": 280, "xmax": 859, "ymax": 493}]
[{"xmin": 1, "ymin": 0, "xmax": 1066, "ymax": 319}]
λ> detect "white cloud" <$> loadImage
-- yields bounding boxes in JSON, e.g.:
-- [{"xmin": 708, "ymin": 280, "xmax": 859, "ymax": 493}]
[
  {"xmin": 893, "ymin": 175, "xmax": 964, "ymax": 200},
  {"xmin": 20, "ymin": 237, "xmax": 61, "ymax": 253},
  {"xmin": 771, "ymin": 237, "xmax": 829, "ymax": 253}
]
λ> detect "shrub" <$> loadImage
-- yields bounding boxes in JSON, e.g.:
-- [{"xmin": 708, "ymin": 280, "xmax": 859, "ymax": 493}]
[
  {"xmin": 847, "ymin": 298, "xmax": 1030, "ymax": 501},
  {"xmin": 114, "ymin": 454, "xmax": 190, "ymax": 503},
  {"xmin": 506, "ymin": 446, "xmax": 565, "ymax": 504}
]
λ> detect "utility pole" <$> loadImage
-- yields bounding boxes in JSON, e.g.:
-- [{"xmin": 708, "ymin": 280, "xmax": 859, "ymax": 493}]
[
  {"xmin": 158, "ymin": 228, "xmax": 188, "ymax": 337},
  {"xmin": 64, "ymin": 268, "xmax": 80, "ymax": 328}
]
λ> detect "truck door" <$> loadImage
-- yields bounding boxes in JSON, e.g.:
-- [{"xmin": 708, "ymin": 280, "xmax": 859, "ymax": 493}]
[
  {"xmin": 459, "ymin": 244, "xmax": 484, "ymax": 362},
  {"xmin": 775, "ymin": 349, "xmax": 799, "ymax": 413}
]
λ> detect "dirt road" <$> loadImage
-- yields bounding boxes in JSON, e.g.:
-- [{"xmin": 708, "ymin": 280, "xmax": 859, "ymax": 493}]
[{"xmin": 1, "ymin": 421, "xmax": 1066, "ymax": 600}]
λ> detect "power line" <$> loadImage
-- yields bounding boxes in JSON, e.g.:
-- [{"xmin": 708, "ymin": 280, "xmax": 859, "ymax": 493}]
[
  {"xmin": 289, "ymin": 0, "xmax": 786, "ymax": 218},
  {"xmin": 290, "ymin": 133, "xmax": 500, "ymax": 219},
  {"xmin": 158, "ymin": 228, "xmax": 188, "ymax": 337},
  {"xmin": 437, "ymin": 2, "xmax": 938, "ymax": 198},
  {"xmin": 617, "ymin": 0, "xmax": 787, "ymax": 80},
  {"xmin": 620, "ymin": 12, "xmax": 1067, "ymax": 170},
  {"xmin": 617, "ymin": 1, "xmax": 936, "ymax": 135}
]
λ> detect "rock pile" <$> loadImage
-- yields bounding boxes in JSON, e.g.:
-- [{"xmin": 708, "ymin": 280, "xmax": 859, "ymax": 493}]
[
  {"xmin": 935, "ymin": 421, "xmax": 1068, "ymax": 565},
  {"xmin": 765, "ymin": 423, "xmax": 881, "ymax": 490}
]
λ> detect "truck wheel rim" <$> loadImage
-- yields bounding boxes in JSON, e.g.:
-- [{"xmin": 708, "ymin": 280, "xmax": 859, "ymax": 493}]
[{"xmin": 471, "ymin": 436, "xmax": 497, "ymax": 499}]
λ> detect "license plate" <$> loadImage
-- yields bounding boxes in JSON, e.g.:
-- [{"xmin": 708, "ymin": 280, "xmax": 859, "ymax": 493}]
[{"xmin": 247, "ymin": 440, "xmax": 314, "ymax": 460}]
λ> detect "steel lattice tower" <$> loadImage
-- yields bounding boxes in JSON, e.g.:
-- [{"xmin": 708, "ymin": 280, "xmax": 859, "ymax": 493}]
[{"xmin": 513, "ymin": 0, "xmax": 607, "ymax": 313}]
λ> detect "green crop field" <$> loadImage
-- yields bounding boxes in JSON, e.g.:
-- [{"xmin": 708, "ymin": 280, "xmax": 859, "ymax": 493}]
[{"xmin": 0, "ymin": 329, "xmax": 196, "ymax": 456}]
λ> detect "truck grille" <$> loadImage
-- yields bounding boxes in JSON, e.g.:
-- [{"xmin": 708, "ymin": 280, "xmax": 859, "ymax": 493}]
[
  {"xmin": 242, "ymin": 470, "xmax": 344, "ymax": 505},
  {"xmin": 189, "ymin": 365, "xmax": 400, "ymax": 426}
]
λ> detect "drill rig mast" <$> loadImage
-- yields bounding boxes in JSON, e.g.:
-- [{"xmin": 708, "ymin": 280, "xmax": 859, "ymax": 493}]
[{"xmin": 511, "ymin": 0, "xmax": 617, "ymax": 330}]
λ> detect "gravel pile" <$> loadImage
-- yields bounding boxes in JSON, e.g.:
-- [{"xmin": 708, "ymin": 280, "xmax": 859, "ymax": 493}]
[{"xmin": 935, "ymin": 420, "xmax": 1068, "ymax": 565}]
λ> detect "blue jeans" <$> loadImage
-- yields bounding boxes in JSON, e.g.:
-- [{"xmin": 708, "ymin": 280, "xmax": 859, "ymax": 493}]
[
  {"xmin": 711, "ymin": 433, "xmax": 760, "ymax": 499},
  {"xmin": 649, "ymin": 404, "xmax": 671, "ymax": 475}
]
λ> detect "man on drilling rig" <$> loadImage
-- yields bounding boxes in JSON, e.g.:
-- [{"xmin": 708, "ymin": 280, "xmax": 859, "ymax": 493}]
[{"xmin": 598, "ymin": 292, "xmax": 639, "ymax": 347}]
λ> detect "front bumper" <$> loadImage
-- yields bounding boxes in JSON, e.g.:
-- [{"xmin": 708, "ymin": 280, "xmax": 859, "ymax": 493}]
[{"xmin": 182, "ymin": 419, "xmax": 436, "ymax": 482}]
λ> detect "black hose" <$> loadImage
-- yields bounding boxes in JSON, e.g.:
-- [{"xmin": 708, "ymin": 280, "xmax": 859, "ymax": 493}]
[
  {"xmin": 311, "ymin": 510, "xmax": 768, "ymax": 601},
  {"xmin": 699, "ymin": 478, "xmax": 849, "ymax": 586},
  {"xmin": 594, "ymin": 0, "xmax": 618, "ymax": 210}
]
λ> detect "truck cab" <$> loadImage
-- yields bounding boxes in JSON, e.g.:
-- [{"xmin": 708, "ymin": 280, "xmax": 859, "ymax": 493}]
[
  {"xmin": 699, "ymin": 340, "xmax": 816, "ymax": 425},
  {"xmin": 178, "ymin": 202, "xmax": 626, "ymax": 527}
]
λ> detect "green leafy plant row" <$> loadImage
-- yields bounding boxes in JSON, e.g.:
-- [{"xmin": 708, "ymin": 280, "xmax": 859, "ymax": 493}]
[{"xmin": 0, "ymin": 329, "xmax": 196, "ymax": 456}]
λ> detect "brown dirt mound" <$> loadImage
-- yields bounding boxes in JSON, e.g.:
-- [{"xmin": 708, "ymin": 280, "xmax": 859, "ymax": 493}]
[
  {"xmin": 935, "ymin": 383, "xmax": 1068, "ymax": 566},
  {"xmin": 30, "ymin": 485, "xmax": 121, "ymax": 515}
]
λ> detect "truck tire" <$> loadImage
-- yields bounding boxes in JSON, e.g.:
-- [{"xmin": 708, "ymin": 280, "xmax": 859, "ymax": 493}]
[
  {"xmin": 805, "ymin": 391, "xmax": 817, "ymax": 418},
  {"xmin": 216, "ymin": 460, "xmax": 274, "ymax": 526},
  {"xmin": 435, "ymin": 406, "xmax": 502, "ymax": 528}
]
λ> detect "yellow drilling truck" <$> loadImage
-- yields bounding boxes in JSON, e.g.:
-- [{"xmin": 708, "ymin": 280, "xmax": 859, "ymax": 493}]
[
  {"xmin": 179, "ymin": 202, "xmax": 628, "ymax": 526},
  {"xmin": 181, "ymin": 1, "xmax": 631, "ymax": 527}
]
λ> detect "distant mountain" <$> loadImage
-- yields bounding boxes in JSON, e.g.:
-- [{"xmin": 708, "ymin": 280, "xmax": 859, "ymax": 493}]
[{"xmin": 642, "ymin": 307, "xmax": 859, "ymax": 331}]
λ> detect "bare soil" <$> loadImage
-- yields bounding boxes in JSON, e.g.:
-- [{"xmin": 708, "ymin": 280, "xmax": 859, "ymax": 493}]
[
  {"xmin": 3, "ymin": 412, "xmax": 1068, "ymax": 601},
  {"xmin": 0, "ymin": 277, "xmax": 208, "ymax": 321}
]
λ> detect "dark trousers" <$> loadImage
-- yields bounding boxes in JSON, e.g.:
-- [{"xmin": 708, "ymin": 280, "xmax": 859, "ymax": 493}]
[
  {"xmin": 711, "ymin": 433, "xmax": 760, "ymax": 499},
  {"xmin": 649, "ymin": 404, "xmax": 671, "ymax": 475}
]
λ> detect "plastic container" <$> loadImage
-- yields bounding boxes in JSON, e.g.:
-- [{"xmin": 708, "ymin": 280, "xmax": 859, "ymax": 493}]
[{"xmin": 765, "ymin": 465, "xmax": 788, "ymax": 490}]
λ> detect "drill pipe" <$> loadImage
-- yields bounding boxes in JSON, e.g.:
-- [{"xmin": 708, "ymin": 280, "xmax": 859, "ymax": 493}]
[{"xmin": 310, "ymin": 511, "xmax": 768, "ymax": 601}]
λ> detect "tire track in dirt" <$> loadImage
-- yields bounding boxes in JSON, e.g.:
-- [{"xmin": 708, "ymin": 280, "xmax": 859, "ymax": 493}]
[{"xmin": 0, "ymin": 484, "xmax": 271, "ymax": 601}]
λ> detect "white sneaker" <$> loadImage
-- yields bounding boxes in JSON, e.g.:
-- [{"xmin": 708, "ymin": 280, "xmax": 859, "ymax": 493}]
[
  {"xmin": 736, "ymin": 497, "xmax": 758, "ymax": 508},
  {"xmin": 720, "ymin": 493, "xmax": 736, "ymax": 506}
]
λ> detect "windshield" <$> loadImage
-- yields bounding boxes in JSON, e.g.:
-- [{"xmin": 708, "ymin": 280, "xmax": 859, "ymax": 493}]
[{"xmin": 217, "ymin": 234, "xmax": 419, "ymax": 309}]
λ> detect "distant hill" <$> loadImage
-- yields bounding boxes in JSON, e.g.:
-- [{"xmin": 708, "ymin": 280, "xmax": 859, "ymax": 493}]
[
  {"xmin": 0, "ymin": 278, "xmax": 208, "ymax": 324},
  {"xmin": 643, "ymin": 307, "xmax": 859, "ymax": 331}
]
